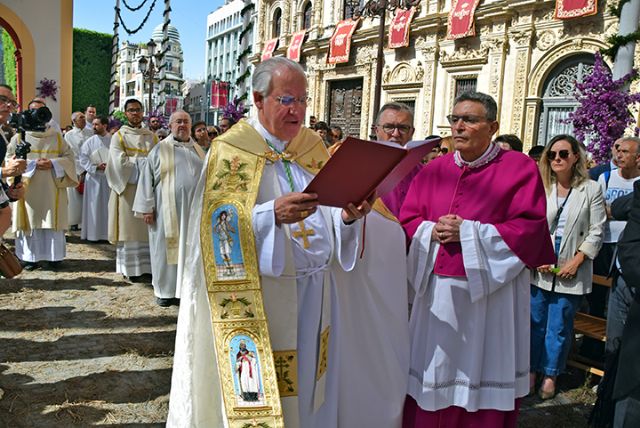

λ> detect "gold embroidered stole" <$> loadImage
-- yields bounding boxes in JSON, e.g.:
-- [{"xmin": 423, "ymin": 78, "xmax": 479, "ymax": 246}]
[{"xmin": 200, "ymin": 120, "xmax": 328, "ymax": 427}]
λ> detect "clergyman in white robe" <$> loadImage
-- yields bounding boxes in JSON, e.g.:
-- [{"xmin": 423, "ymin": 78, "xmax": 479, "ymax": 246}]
[
  {"xmin": 167, "ymin": 118, "xmax": 361, "ymax": 428},
  {"xmin": 64, "ymin": 125, "xmax": 92, "ymax": 227},
  {"xmin": 132, "ymin": 134, "xmax": 204, "ymax": 300},
  {"xmin": 79, "ymin": 132, "xmax": 111, "ymax": 241},
  {"xmin": 333, "ymin": 206, "xmax": 410, "ymax": 428},
  {"xmin": 8, "ymin": 127, "xmax": 77, "ymax": 262},
  {"xmin": 105, "ymin": 124, "xmax": 157, "ymax": 277}
]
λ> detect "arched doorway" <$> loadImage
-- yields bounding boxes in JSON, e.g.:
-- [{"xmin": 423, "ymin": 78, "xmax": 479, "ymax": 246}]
[
  {"xmin": 0, "ymin": 17, "xmax": 23, "ymax": 104},
  {"xmin": 536, "ymin": 54, "xmax": 601, "ymax": 145}
]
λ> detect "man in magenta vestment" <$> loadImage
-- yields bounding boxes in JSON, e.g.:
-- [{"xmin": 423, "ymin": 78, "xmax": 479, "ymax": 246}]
[
  {"xmin": 377, "ymin": 102, "xmax": 423, "ymax": 218},
  {"xmin": 400, "ymin": 92, "xmax": 555, "ymax": 428}
]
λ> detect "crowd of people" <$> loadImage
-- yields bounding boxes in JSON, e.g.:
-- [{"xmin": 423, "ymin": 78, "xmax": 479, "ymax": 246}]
[{"xmin": 1, "ymin": 56, "xmax": 640, "ymax": 428}]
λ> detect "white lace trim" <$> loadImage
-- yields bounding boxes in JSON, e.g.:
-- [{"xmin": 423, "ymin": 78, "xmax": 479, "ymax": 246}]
[{"xmin": 454, "ymin": 143, "xmax": 500, "ymax": 169}]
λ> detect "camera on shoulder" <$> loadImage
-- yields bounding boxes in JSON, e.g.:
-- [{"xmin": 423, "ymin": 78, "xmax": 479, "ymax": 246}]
[{"xmin": 9, "ymin": 106, "xmax": 52, "ymax": 132}]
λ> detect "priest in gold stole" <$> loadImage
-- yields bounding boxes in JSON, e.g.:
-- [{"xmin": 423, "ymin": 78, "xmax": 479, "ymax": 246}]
[{"xmin": 167, "ymin": 57, "xmax": 373, "ymax": 428}]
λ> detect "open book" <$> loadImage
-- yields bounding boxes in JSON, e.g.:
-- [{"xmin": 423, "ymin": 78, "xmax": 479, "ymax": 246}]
[{"xmin": 304, "ymin": 136, "xmax": 440, "ymax": 208}]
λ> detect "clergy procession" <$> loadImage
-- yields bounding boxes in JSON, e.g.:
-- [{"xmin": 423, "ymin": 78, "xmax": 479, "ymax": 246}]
[{"xmin": 4, "ymin": 51, "xmax": 639, "ymax": 427}]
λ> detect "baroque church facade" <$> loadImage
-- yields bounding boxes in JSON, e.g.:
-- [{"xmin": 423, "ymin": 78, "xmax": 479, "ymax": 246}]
[{"xmin": 253, "ymin": 0, "xmax": 629, "ymax": 150}]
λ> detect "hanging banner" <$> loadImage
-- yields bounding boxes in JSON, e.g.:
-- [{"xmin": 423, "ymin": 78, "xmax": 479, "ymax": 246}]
[
  {"xmin": 447, "ymin": 0, "xmax": 481, "ymax": 40},
  {"xmin": 261, "ymin": 38, "xmax": 279, "ymax": 61},
  {"xmin": 554, "ymin": 0, "xmax": 597, "ymax": 19},
  {"xmin": 210, "ymin": 81, "xmax": 220, "ymax": 109},
  {"xmin": 287, "ymin": 30, "xmax": 307, "ymax": 62},
  {"xmin": 219, "ymin": 81, "xmax": 229, "ymax": 107},
  {"xmin": 389, "ymin": 7, "xmax": 416, "ymax": 49},
  {"xmin": 328, "ymin": 19, "xmax": 359, "ymax": 64},
  {"xmin": 164, "ymin": 97, "xmax": 178, "ymax": 115}
]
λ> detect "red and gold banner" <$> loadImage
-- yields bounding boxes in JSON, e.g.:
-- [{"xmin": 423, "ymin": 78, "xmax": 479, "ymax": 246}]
[
  {"xmin": 389, "ymin": 7, "xmax": 416, "ymax": 49},
  {"xmin": 164, "ymin": 97, "xmax": 177, "ymax": 115},
  {"xmin": 328, "ymin": 19, "xmax": 359, "ymax": 64},
  {"xmin": 261, "ymin": 38, "xmax": 279, "ymax": 61},
  {"xmin": 554, "ymin": 0, "xmax": 597, "ymax": 20},
  {"xmin": 287, "ymin": 30, "xmax": 307, "ymax": 62},
  {"xmin": 447, "ymin": 0, "xmax": 481, "ymax": 40},
  {"xmin": 210, "ymin": 81, "xmax": 219, "ymax": 109},
  {"xmin": 219, "ymin": 81, "xmax": 229, "ymax": 107}
]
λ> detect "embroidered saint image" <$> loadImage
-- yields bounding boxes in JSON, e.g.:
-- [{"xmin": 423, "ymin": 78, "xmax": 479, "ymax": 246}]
[
  {"xmin": 211, "ymin": 205, "xmax": 247, "ymax": 280},
  {"xmin": 230, "ymin": 335, "xmax": 265, "ymax": 407}
]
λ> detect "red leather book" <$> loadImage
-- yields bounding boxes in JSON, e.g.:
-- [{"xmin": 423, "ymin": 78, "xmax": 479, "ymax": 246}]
[{"xmin": 304, "ymin": 136, "xmax": 440, "ymax": 208}]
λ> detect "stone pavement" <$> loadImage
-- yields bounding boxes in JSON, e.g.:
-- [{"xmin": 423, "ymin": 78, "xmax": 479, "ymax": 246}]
[
  {"xmin": 0, "ymin": 234, "xmax": 177, "ymax": 426},
  {"xmin": 0, "ymin": 233, "xmax": 597, "ymax": 427}
]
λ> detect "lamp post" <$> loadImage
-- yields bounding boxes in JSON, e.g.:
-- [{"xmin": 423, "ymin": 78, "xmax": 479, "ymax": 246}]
[
  {"xmin": 138, "ymin": 38, "xmax": 158, "ymax": 115},
  {"xmin": 346, "ymin": 0, "xmax": 420, "ymax": 136}
]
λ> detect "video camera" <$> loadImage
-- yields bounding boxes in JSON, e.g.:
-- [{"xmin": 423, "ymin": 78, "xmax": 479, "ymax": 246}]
[{"xmin": 8, "ymin": 106, "xmax": 52, "ymax": 132}]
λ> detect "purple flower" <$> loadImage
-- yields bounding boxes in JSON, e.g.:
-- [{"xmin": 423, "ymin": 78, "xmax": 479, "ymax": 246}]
[
  {"xmin": 37, "ymin": 78, "xmax": 58, "ymax": 102},
  {"xmin": 567, "ymin": 53, "xmax": 640, "ymax": 163}
]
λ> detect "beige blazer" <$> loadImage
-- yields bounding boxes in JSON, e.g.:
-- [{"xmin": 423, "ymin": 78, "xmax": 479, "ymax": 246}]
[{"xmin": 535, "ymin": 179, "xmax": 606, "ymax": 295}]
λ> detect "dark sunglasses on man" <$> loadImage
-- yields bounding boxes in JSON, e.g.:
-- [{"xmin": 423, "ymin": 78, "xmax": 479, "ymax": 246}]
[{"xmin": 547, "ymin": 149, "xmax": 573, "ymax": 161}]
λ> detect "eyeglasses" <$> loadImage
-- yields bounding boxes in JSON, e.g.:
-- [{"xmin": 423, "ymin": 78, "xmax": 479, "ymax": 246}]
[
  {"xmin": 548, "ymin": 149, "xmax": 573, "ymax": 161},
  {"xmin": 446, "ymin": 114, "xmax": 490, "ymax": 126},
  {"xmin": 440, "ymin": 147, "xmax": 449, "ymax": 154},
  {"xmin": 126, "ymin": 108, "xmax": 142, "ymax": 113},
  {"xmin": 0, "ymin": 95, "xmax": 18, "ymax": 109},
  {"xmin": 273, "ymin": 95, "xmax": 310, "ymax": 107},
  {"xmin": 379, "ymin": 124, "xmax": 413, "ymax": 135}
]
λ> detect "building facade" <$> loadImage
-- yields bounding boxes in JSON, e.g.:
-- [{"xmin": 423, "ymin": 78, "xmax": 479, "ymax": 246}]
[
  {"xmin": 253, "ymin": 0, "xmax": 631, "ymax": 150},
  {"xmin": 205, "ymin": 0, "xmax": 255, "ymax": 124},
  {"xmin": 117, "ymin": 23, "xmax": 185, "ymax": 115},
  {"xmin": 0, "ymin": 0, "xmax": 73, "ymax": 122}
]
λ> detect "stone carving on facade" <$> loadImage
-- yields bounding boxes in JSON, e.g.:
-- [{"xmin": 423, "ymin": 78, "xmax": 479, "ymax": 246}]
[
  {"xmin": 483, "ymin": 37, "xmax": 507, "ymax": 54},
  {"xmin": 510, "ymin": 48, "xmax": 529, "ymax": 136},
  {"xmin": 534, "ymin": 9, "xmax": 555, "ymax": 23},
  {"xmin": 382, "ymin": 65, "xmax": 391, "ymax": 84},
  {"xmin": 421, "ymin": 46, "xmax": 439, "ymax": 61},
  {"xmin": 536, "ymin": 30, "xmax": 557, "ymax": 51},
  {"xmin": 422, "ymin": 61, "xmax": 435, "ymax": 133},
  {"xmin": 440, "ymin": 45, "xmax": 489, "ymax": 67},
  {"xmin": 562, "ymin": 22, "xmax": 602, "ymax": 41},
  {"xmin": 415, "ymin": 61, "xmax": 424, "ymax": 81},
  {"xmin": 355, "ymin": 45, "xmax": 375, "ymax": 66},
  {"xmin": 489, "ymin": 55, "xmax": 502, "ymax": 101},
  {"xmin": 511, "ymin": 30, "xmax": 533, "ymax": 48}
]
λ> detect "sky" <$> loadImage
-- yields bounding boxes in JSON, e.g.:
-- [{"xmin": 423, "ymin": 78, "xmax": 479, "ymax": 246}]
[{"xmin": 73, "ymin": 0, "xmax": 224, "ymax": 80}]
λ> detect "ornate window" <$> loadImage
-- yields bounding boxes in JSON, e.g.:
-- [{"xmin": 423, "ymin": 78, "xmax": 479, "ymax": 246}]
[
  {"xmin": 455, "ymin": 78, "xmax": 477, "ymax": 98},
  {"xmin": 343, "ymin": 0, "xmax": 363, "ymax": 19},
  {"xmin": 303, "ymin": 1, "xmax": 313, "ymax": 29},
  {"xmin": 536, "ymin": 55, "xmax": 597, "ymax": 146},
  {"xmin": 273, "ymin": 8, "xmax": 282, "ymax": 38}
]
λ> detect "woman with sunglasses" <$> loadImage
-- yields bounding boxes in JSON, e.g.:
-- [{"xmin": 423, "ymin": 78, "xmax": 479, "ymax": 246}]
[{"xmin": 531, "ymin": 134, "xmax": 606, "ymax": 399}]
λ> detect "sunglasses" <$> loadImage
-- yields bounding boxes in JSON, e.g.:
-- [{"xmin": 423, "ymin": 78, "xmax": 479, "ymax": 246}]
[
  {"xmin": 208, "ymin": 132, "xmax": 218, "ymax": 137},
  {"xmin": 548, "ymin": 149, "xmax": 573, "ymax": 161}
]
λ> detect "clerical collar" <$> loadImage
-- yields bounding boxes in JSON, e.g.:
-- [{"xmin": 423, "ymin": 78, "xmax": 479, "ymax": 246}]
[
  {"xmin": 248, "ymin": 117, "xmax": 289, "ymax": 152},
  {"xmin": 454, "ymin": 142, "xmax": 500, "ymax": 169}
]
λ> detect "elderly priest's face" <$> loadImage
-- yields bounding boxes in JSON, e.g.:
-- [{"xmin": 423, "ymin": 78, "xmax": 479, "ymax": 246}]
[
  {"xmin": 255, "ymin": 66, "xmax": 307, "ymax": 142},
  {"xmin": 170, "ymin": 111, "xmax": 192, "ymax": 142}
]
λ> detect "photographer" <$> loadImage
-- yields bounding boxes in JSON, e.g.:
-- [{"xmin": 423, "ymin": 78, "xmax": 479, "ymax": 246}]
[
  {"xmin": 7, "ymin": 99, "xmax": 77, "ymax": 270},
  {"xmin": 0, "ymin": 84, "xmax": 25, "ymax": 237}
]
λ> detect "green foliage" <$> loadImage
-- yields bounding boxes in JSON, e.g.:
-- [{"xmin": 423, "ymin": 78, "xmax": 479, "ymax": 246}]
[
  {"xmin": 609, "ymin": 0, "xmax": 633, "ymax": 17},
  {"xmin": 603, "ymin": 31, "xmax": 640, "ymax": 60},
  {"xmin": 112, "ymin": 109, "xmax": 129, "ymax": 126},
  {"xmin": 2, "ymin": 30, "xmax": 16, "ymax": 92},
  {"xmin": 603, "ymin": 0, "xmax": 640, "ymax": 60},
  {"xmin": 72, "ymin": 28, "xmax": 112, "ymax": 115}
]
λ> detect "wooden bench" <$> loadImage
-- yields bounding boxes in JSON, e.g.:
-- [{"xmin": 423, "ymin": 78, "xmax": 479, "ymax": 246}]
[{"xmin": 566, "ymin": 274, "xmax": 612, "ymax": 377}]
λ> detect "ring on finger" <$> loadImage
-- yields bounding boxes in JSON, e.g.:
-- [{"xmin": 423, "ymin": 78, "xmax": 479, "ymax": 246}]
[{"xmin": 300, "ymin": 210, "xmax": 309, "ymax": 218}]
